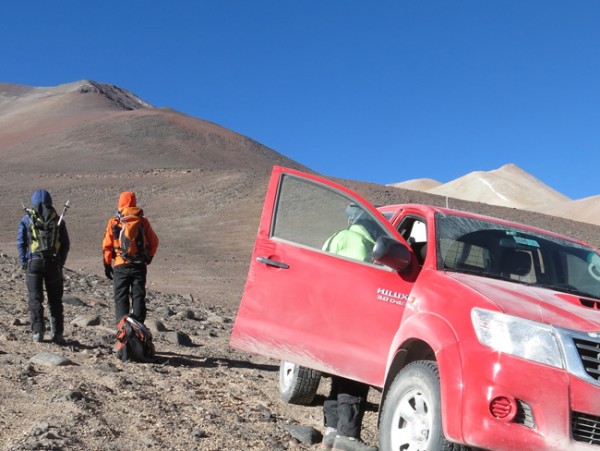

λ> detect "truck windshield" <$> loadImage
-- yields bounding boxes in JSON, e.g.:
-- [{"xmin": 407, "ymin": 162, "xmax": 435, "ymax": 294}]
[{"xmin": 435, "ymin": 213, "xmax": 600, "ymax": 300}]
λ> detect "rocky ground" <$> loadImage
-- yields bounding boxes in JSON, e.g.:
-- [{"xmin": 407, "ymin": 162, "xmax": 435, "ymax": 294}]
[
  {"xmin": 0, "ymin": 253, "xmax": 380, "ymax": 451},
  {"xmin": 2, "ymin": 179, "xmax": 600, "ymax": 451}
]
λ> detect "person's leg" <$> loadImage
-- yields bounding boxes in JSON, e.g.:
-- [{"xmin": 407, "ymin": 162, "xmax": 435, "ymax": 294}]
[
  {"xmin": 45, "ymin": 261, "xmax": 65, "ymax": 343},
  {"xmin": 324, "ymin": 376, "xmax": 341, "ymax": 428},
  {"xmin": 130, "ymin": 265, "xmax": 147, "ymax": 323},
  {"xmin": 113, "ymin": 265, "xmax": 132, "ymax": 322},
  {"xmin": 335, "ymin": 378, "xmax": 369, "ymax": 439},
  {"xmin": 26, "ymin": 259, "xmax": 45, "ymax": 340},
  {"xmin": 321, "ymin": 376, "xmax": 341, "ymax": 448}
]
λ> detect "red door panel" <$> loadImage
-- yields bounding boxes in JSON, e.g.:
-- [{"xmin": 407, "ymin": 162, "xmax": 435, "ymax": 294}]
[{"xmin": 230, "ymin": 166, "xmax": 416, "ymax": 387}]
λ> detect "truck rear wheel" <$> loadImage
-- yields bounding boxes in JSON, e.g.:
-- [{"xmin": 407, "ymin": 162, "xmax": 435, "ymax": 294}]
[
  {"xmin": 278, "ymin": 360, "xmax": 321, "ymax": 405},
  {"xmin": 380, "ymin": 360, "xmax": 470, "ymax": 451}
]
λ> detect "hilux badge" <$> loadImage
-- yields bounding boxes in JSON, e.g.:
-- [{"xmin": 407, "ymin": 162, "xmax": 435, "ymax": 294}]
[{"xmin": 377, "ymin": 287, "xmax": 411, "ymax": 306}]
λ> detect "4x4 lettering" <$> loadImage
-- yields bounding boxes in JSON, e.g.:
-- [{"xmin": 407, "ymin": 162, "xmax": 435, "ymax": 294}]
[{"xmin": 376, "ymin": 287, "xmax": 411, "ymax": 306}]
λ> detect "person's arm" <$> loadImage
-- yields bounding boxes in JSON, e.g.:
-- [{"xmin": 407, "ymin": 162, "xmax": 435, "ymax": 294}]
[
  {"xmin": 59, "ymin": 222, "xmax": 70, "ymax": 267},
  {"xmin": 144, "ymin": 218, "xmax": 159, "ymax": 263},
  {"xmin": 16, "ymin": 216, "xmax": 29, "ymax": 268},
  {"xmin": 102, "ymin": 219, "xmax": 116, "ymax": 265}
]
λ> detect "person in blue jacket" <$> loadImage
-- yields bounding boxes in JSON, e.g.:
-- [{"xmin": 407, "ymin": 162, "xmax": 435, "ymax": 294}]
[{"xmin": 16, "ymin": 189, "xmax": 70, "ymax": 344}]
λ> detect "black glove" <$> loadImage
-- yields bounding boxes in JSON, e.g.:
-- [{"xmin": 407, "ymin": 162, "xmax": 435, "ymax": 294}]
[
  {"xmin": 146, "ymin": 255, "xmax": 153, "ymax": 265},
  {"xmin": 104, "ymin": 263, "xmax": 113, "ymax": 280},
  {"xmin": 21, "ymin": 263, "xmax": 27, "ymax": 271}
]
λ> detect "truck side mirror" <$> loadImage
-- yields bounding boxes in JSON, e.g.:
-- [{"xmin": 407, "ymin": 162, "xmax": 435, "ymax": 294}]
[{"xmin": 372, "ymin": 236, "xmax": 411, "ymax": 272}]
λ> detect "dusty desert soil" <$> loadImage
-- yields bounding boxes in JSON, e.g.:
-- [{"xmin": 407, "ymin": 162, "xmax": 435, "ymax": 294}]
[{"xmin": 0, "ymin": 252, "xmax": 381, "ymax": 451}]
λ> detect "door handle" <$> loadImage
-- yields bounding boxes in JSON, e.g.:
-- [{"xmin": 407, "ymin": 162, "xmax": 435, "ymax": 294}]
[{"xmin": 256, "ymin": 256, "xmax": 290, "ymax": 269}]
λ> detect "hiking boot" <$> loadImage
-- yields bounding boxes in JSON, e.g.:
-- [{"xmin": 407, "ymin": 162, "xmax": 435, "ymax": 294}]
[
  {"xmin": 52, "ymin": 334, "xmax": 66, "ymax": 346},
  {"xmin": 49, "ymin": 317, "xmax": 65, "ymax": 344},
  {"xmin": 333, "ymin": 435, "xmax": 378, "ymax": 451},
  {"xmin": 321, "ymin": 427, "xmax": 337, "ymax": 449},
  {"xmin": 32, "ymin": 332, "xmax": 43, "ymax": 343}
]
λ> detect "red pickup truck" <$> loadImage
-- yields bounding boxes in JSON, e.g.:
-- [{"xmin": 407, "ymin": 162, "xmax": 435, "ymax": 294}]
[{"xmin": 230, "ymin": 166, "xmax": 600, "ymax": 450}]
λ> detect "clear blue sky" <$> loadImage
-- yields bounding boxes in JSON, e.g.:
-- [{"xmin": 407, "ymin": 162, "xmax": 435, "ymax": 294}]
[{"xmin": 2, "ymin": 1, "xmax": 599, "ymax": 200}]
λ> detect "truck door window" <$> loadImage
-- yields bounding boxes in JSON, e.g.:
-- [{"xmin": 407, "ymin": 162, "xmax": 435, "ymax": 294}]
[{"xmin": 271, "ymin": 174, "xmax": 388, "ymax": 264}]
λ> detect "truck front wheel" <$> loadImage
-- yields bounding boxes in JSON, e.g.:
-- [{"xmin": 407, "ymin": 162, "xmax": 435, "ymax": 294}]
[
  {"xmin": 380, "ymin": 360, "xmax": 470, "ymax": 451},
  {"xmin": 278, "ymin": 360, "xmax": 321, "ymax": 405}
]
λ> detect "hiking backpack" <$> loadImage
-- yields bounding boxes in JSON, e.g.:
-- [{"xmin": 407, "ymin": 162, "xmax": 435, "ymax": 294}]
[
  {"xmin": 116, "ymin": 315, "xmax": 155, "ymax": 362},
  {"xmin": 28, "ymin": 204, "xmax": 60, "ymax": 258},
  {"xmin": 114, "ymin": 212, "xmax": 148, "ymax": 264}
]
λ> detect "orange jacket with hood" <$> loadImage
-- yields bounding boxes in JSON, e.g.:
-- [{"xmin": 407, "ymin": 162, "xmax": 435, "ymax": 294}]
[{"xmin": 102, "ymin": 192, "xmax": 159, "ymax": 267}]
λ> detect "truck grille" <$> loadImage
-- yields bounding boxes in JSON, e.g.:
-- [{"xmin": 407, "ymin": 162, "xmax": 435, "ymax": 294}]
[
  {"xmin": 573, "ymin": 338, "xmax": 600, "ymax": 381},
  {"xmin": 572, "ymin": 411, "xmax": 600, "ymax": 445}
]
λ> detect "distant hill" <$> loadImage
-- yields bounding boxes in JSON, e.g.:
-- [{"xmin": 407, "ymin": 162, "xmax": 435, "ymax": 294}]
[
  {"xmin": 542, "ymin": 196, "xmax": 600, "ymax": 226},
  {"xmin": 390, "ymin": 163, "xmax": 599, "ymax": 226}
]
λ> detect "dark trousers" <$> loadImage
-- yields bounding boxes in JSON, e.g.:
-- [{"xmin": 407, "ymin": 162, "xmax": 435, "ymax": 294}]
[
  {"xmin": 113, "ymin": 264, "xmax": 147, "ymax": 323},
  {"xmin": 323, "ymin": 376, "xmax": 370, "ymax": 438},
  {"xmin": 26, "ymin": 258, "xmax": 64, "ymax": 335}
]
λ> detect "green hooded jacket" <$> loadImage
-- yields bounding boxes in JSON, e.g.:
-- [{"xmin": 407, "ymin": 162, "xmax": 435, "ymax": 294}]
[{"xmin": 323, "ymin": 223, "xmax": 376, "ymax": 262}]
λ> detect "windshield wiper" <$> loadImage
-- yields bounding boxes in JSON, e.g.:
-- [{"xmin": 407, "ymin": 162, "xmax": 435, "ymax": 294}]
[
  {"xmin": 447, "ymin": 268, "xmax": 538, "ymax": 286},
  {"xmin": 542, "ymin": 283, "xmax": 598, "ymax": 299}
]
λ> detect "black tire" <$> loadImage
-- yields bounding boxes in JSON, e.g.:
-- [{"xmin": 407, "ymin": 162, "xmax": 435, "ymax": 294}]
[
  {"xmin": 380, "ymin": 360, "xmax": 471, "ymax": 451},
  {"xmin": 278, "ymin": 360, "xmax": 321, "ymax": 405}
]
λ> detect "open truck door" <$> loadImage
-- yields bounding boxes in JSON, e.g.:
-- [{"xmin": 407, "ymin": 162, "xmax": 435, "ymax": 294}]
[{"xmin": 230, "ymin": 166, "xmax": 417, "ymax": 387}]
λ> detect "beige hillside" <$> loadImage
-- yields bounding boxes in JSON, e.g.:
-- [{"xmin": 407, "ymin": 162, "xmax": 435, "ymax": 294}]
[
  {"xmin": 426, "ymin": 164, "xmax": 570, "ymax": 210},
  {"xmin": 389, "ymin": 164, "xmax": 600, "ymax": 226},
  {"xmin": 543, "ymin": 196, "xmax": 600, "ymax": 227},
  {"xmin": 388, "ymin": 178, "xmax": 442, "ymax": 191}
]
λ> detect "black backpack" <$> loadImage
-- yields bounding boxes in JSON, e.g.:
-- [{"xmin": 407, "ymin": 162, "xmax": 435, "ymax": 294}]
[
  {"xmin": 116, "ymin": 315, "xmax": 155, "ymax": 362},
  {"xmin": 28, "ymin": 203, "xmax": 60, "ymax": 258}
]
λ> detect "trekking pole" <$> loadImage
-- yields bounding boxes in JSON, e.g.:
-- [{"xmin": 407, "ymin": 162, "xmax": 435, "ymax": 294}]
[
  {"xmin": 20, "ymin": 201, "xmax": 34, "ymax": 215},
  {"xmin": 58, "ymin": 200, "xmax": 70, "ymax": 226}
]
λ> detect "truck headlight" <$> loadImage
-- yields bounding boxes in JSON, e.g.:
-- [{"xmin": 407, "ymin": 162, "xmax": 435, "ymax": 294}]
[{"xmin": 471, "ymin": 308, "xmax": 564, "ymax": 369}]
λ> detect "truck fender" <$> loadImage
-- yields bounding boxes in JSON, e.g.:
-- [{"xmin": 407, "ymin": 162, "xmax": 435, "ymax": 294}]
[{"xmin": 381, "ymin": 312, "xmax": 465, "ymax": 444}]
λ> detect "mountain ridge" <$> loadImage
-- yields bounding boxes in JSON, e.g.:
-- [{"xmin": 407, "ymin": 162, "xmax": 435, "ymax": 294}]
[
  {"xmin": 389, "ymin": 163, "xmax": 598, "ymax": 226},
  {"xmin": 0, "ymin": 80, "xmax": 307, "ymax": 174}
]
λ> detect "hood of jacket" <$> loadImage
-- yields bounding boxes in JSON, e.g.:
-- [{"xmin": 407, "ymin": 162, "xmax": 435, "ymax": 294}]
[
  {"xmin": 31, "ymin": 189, "xmax": 52, "ymax": 207},
  {"xmin": 117, "ymin": 192, "xmax": 137, "ymax": 211},
  {"xmin": 348, "ymin": 223, "xmax": 376, "ymax": 244}
]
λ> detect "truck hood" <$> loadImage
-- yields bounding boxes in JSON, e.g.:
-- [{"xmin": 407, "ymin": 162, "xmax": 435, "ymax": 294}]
[{"xmin": 445, "ymin": 272, "xmax": 600, "ymax": 332}]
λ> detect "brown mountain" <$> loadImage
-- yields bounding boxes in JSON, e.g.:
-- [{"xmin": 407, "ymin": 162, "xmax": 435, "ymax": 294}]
[
  {"xmin": 0, "ymin": 80, "xmax": 305, "ymax": 173},
  {"xmin": 1, "ymin": 80, "xmax": 600, "ymax": 308},
  {"xmin": 0, "ymin": 80, "xmax": 310, "ymax": 302}
]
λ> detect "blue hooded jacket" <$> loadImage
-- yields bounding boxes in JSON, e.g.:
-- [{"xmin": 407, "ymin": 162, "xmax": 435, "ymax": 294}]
[
  {"xmin": 31, "ymin": 189, "xmax": 53, "ymax": 207},
  {"xmin": 16, "ymin": 190, "xmax": 70, "ymax": 267}
]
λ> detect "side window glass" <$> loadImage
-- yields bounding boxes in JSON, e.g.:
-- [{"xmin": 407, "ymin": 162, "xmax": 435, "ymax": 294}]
[
  {"xmin": 398, "ymin": 217, "xmax": 427, "ymax": 266},
  {"xmin": 444, "ymin": 242, "xmax": 489, "ymax": 271},
  {"xmin": 272, "ymin": 174, "xmax": 388, "ymax": 263}
]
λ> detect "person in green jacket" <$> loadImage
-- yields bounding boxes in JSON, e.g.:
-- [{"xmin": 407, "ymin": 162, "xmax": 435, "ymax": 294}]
[
  {"xmin": 321, "ymin": 204, "xmax": 381, "ymax": 451},
  {"xmin": 323, "ymin": 204, "xmax": 380, "ymax": 262}
]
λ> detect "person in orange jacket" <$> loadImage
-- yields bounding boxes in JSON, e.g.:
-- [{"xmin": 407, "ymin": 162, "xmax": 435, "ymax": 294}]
[{"xmin": 102, "ymin": 192, "xmax": 159, "ymax": 324}]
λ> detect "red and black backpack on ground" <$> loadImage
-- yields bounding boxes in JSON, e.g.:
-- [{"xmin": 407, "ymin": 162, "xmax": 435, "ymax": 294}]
[{"xmin": 116, "ymin": 315, "xmax": 155, "ymax": 362}]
